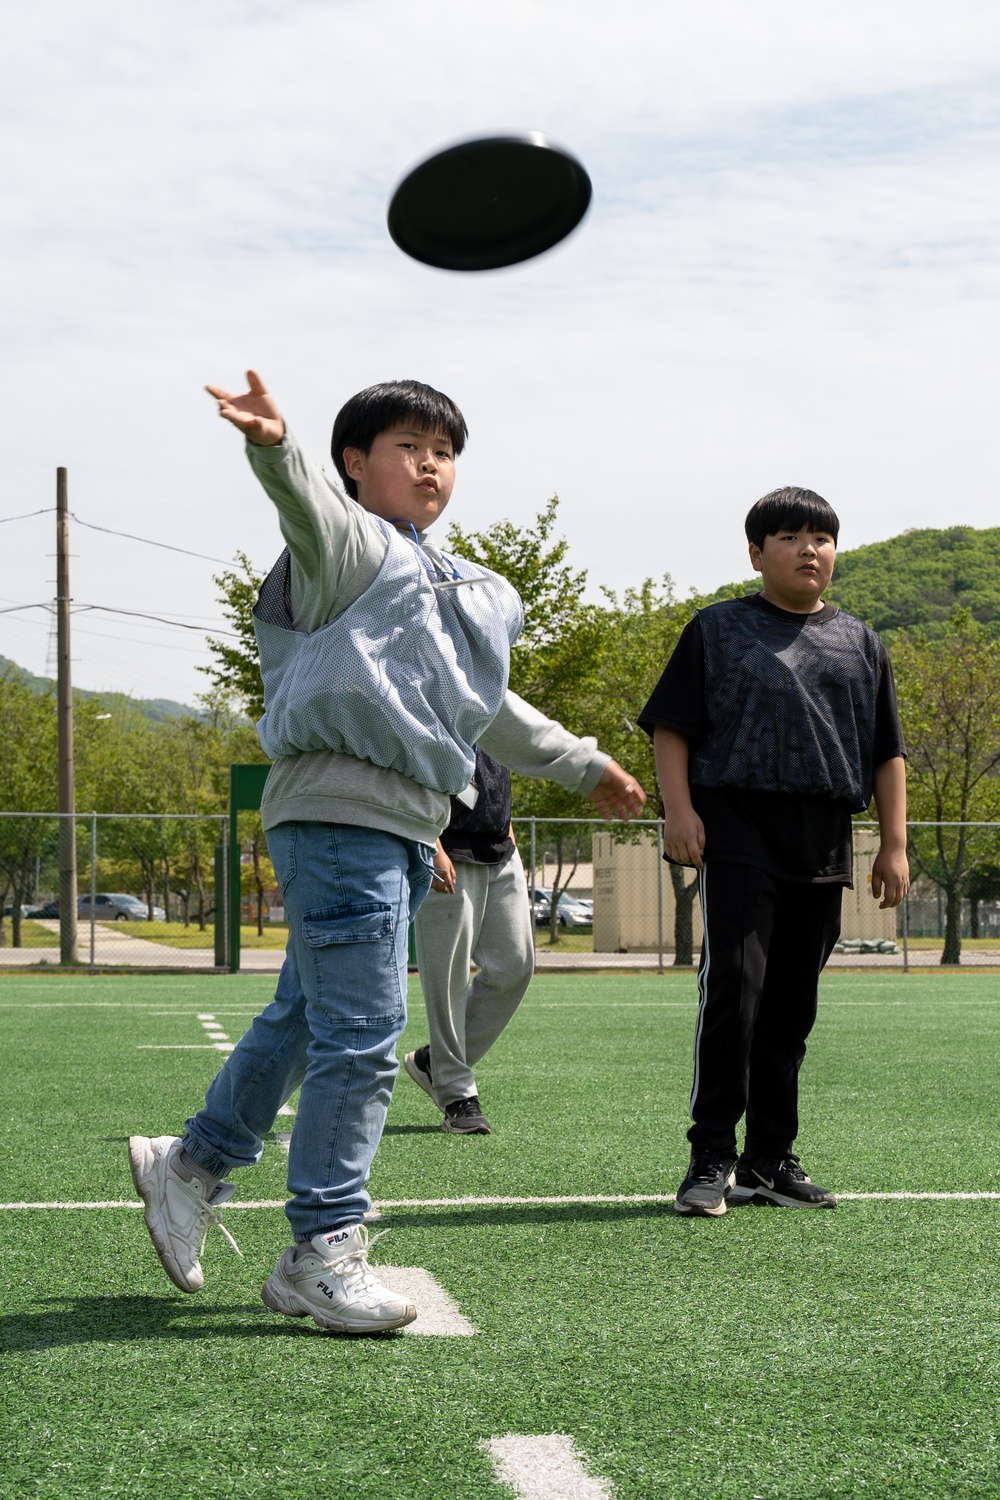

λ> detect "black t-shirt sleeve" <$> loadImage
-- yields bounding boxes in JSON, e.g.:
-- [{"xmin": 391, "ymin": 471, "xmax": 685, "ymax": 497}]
[
  {"xmin": 637, "ymin": 616, "xmax": 706, "ymax": 741},
  {"xmin": 874, "ymin": 646, "xmax": 906, "ymax": 765}
]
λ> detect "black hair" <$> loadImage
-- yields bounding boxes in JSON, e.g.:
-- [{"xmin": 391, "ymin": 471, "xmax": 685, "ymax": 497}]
[
  {"xmin": 330, "ymin": 379, "xmax": 468, "ymax": 499},
  {"xmin": 744, "ymin": 486, "xmax": 840, "ymax": 549}
]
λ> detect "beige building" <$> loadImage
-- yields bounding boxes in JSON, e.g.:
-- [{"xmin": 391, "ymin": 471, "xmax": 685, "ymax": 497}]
[{"xmin": 592, "ymin": 827, "xmax": 896, "ymax": 955}]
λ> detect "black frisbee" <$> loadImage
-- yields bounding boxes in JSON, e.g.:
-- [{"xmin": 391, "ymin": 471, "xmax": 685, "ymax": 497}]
[{"xmin": 387, "ymin": 134, "xmax": 592, "ymax": 272}]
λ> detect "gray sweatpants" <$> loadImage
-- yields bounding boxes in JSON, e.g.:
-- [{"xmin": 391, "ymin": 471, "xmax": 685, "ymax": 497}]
[{"xmin": 412, "ymin": 848, "xmax": 535, "ymax": 1105}]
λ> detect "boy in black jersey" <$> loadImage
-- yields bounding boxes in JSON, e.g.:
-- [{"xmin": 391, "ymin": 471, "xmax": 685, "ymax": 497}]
[{"xmin": 639, "ymin": 487, "xmax": 908, "ymax": 1217}]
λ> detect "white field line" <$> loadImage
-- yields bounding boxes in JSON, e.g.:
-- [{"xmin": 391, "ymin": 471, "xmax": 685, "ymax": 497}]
[
  {"xmin": 276, "ymin": 1103, "xmax": 295, "ymax": 1117},
  {"xmin": 138, "ymin": 1012, "xmax": 235, "ymax": 1053},
  {"xmin": 377, "ymin": 1267, "xmax": 477, "ymax": 1335},
  {"xmin": 1, "ymin": 994, "xmax": 998, "ymax": 1010},
  {"xmin": 485, "ymin": 1435, "xmax": 612, "ymax": 1500},
  {"xmin": 4, "ymin": 1191, "xmax": 1000, "ymax": 1211}
]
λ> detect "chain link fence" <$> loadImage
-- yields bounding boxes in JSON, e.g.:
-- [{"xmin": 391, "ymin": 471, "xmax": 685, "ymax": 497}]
[
  {"xmin": 0, "ymin": 812, "xmax": 229, "ymax": 971},
  {"xmin": 4, "ymin": 811, "xmax": 1000, "ymax": 972},
  {"xmin": 517, "ymin": 817, "xmax": 1000, "ymax": 970}
]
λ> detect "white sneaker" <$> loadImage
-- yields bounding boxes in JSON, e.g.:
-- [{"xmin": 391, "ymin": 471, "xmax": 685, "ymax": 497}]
[
  {"xmin": 261, "ymin": 1224, "xmax": 417, "ymax": 1334},
  {"xmin": 128, "ymin": 1135, "xmax": 242, "ymax": 1293},
  {"xmin": 403, "ymin": 1047, "xmax": 442, "ymax": 1110}
]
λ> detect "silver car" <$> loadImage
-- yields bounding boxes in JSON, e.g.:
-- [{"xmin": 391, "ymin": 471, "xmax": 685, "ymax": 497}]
[{"xmin": 78, "ymin": 893, "xmax": 167, "ymax": 922}]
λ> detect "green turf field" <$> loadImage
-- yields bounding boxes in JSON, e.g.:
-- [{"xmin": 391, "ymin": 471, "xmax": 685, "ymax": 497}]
[{"xmin": 1, "ymin": 970, "xmax": 997, "ymax": 1499}]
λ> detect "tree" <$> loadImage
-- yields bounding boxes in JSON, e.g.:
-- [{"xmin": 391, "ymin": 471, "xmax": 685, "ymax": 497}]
[
  {"xmin": 199, "ymin": 552, "xmax": 266, "ymax": 722},
  {"xmin": 447, "ymin": 499, "xmax": 611, "ymax": 941},
  {"xmin": 0, "ymin": 672, "xmax": 58, "ymax": 946},
  {"xmin": 892, "ymin": 610, "xmax": 1000, "ymax": 963}
]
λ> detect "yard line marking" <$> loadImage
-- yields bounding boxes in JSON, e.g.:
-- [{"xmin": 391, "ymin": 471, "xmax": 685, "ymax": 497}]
[
  {"xmin": 134, "ymin": 1044, "xmax": 235, "ymax": 1056},
  {"xmin": 530, "ymin": 1000, "xmax": 1000, "ymax": 1008},
  {"xmin": 5, "ymin": 1191, "xmax": 1000, "ymax": 1211},
  {"xmin": 485, "ymin": 1435, "xmax": 611, "ymax": 1499},
  {"xmin": 276, "ymin": 1103, "xmax": 295, "ymax": 1117},
  {"xmin": 197, "ymin": 1013, "xmax": 216, "ymax": 1021},
  {"xmin": 377, "ymin": 1267, "xmax": 477, "ymax": 1335}
]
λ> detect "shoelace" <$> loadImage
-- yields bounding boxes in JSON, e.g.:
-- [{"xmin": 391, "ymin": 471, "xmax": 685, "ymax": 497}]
[
  {"xmin": 327, "ymin": 1226, "xmax": 391, "ymax": 1292},
  {"xmin": 692, "ymin": 1155, "xmax": 733, "ymax": 1179},
  {"xmin": 449, "ymin": 1097, "xmax": 482, "ymax": 1118},
  {"xmin": 754, "ymin": 1156, "xmax": 807, "ymax": 1183},
  {"xmin": 196, "ymin": 1183, "xmax": 244, "ymax": 1260}
]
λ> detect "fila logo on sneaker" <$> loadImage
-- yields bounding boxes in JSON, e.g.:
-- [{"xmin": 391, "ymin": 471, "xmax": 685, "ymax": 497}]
[
  {"xmin": 323, "ymin": 1228, "xmax": 351, "ymax": 1247},
  {"xmin": 317, "ymin": 1281, "xmax": 336, "ymax": 1301}
]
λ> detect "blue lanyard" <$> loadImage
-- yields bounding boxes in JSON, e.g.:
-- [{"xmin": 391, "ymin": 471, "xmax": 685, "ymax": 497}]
[{"xmin": 396, "ymin": 522, "xmax": 462, "ymax": 585}]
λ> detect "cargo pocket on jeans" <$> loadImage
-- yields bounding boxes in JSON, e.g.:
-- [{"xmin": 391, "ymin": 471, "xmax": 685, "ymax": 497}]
[{"xmin": 301, "ymin": 904, "xmax": 401, "ymax": 1025}]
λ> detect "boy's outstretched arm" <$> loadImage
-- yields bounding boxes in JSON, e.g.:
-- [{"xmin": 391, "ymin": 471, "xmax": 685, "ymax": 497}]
[
  {"xmin": 653, "ymin": 727, "xmax": 705, "ymax": 870},
  {"xmin": 586, "ymin": 761, "xmax": 647, "ymax": 821},
  {"xmin": 206, "ymin": 370, "xmax": 285, "ymax": 447},
  {"xmin": 871, "ymin": 756, "xmax": 909, "ymax": 908},
  {"xmin": 479, "ymin": 691, "xmax": 645, "ymax": 821}
]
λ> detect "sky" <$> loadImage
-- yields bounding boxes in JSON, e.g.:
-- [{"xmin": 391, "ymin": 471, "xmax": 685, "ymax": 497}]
[{"xmin": 2, "ymin": 1, "xmax": 999, "ymax": 707}]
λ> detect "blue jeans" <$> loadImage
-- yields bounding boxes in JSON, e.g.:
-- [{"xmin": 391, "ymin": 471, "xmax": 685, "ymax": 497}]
[{"xmin": 182, "ymin": 821, "xmax": 434, "ymax": 1240}]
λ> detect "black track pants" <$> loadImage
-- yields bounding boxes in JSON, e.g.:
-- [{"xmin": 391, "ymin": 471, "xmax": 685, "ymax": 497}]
[{"xmin": 687, "ymin": 861, "xmax": 843, "ymax": 1159}]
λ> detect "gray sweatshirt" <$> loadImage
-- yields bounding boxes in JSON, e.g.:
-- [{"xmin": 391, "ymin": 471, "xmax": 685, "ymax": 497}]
[{"xmin": 247, "ymin": 435, "xmax": 608, "ymax": 845}]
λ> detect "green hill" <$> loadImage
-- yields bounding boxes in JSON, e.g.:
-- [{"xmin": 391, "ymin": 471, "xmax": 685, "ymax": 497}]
[
  {"xmin": 825, "ymin": 527, "xmax": 1000, "ymax": 634},
  {"xmin": 704, "ymin": 526, "xmax": 1000, "ymax": 636},
  {"xmin": 0, "ymin": 655, "xmax": 200, "ymax": 723}
]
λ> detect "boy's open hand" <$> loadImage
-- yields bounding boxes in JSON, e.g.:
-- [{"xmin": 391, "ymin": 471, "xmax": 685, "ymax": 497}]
[
  {"xmin": 871, "ymin": 848, "xmax": 909, "ymax": 909},
  {"xmin": 205, "ymin": 370, "xmax": 285, "ymax": 446},
  {"xmin": 586, "ymin": 761, "xmax": 647, "ymax": 821}
]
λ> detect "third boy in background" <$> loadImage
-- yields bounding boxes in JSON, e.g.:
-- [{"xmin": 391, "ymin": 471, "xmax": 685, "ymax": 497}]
[
  {"xmin": 639, "ymin": 486, "xmax": 908, "ymax": 1218},
  {"xmin": 406, "ymin": 747, "xmax": 532, "ymax": 1136}
]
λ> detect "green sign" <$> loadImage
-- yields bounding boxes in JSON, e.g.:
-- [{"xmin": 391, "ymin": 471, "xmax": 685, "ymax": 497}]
[{"xmin": 229, "ymin": 763, "xmax": 270, "ymax": 972}]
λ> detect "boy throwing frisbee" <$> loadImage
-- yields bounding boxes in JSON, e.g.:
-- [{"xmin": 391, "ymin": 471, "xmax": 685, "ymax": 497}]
[{"xmin": 129, "ymin": 372, "xmax": 645, "ymax": 1330}]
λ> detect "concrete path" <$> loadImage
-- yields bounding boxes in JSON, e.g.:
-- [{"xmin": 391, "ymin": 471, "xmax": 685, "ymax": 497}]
[{"xmin": 2, "ymin": 928, "xmax": 998, "ymax": 973}]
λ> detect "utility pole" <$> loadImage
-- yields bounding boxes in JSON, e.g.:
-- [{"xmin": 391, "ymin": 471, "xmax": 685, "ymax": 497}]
[{"xmin": 56, "ymin": 468, "xmax": 77, "ymax": 965}]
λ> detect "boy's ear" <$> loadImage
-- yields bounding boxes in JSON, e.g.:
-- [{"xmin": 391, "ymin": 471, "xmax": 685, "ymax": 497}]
[
  {"xmin": 342, "ymin": 446, "xmax": 365, "ymax": 481},
  {"xmin": 748, "ymin": 541, "xmax": 763, "ymax": 574}
]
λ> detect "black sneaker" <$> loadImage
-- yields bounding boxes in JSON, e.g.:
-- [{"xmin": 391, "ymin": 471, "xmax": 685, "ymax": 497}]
[
  {"xmin": 673, "ymin": 1151, "xmax": 738, "ymax": 1217},
  {"xmin": 730, "ymin": 1154, "xmax": 837, "ymax": 1209},
  {"xmin": 442, "ymin": 1095, "xmax": 491, "ymax": 1135},
  {"xmin": 403, "ymin": 1046, "xmax": 441, "ymax": 1110}
]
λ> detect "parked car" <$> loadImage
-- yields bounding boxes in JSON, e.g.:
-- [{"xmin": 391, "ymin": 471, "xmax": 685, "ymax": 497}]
[
  {"xmin": 528, "ymin": 886, "xmax": 593, "ymax": 929},
  {"xmin": 78, "ymin": 893, "xmax": 167, "ymax": 922},
  {"xmin": 26, "ymin": 901, "xmax": 61, "ymax": 919}
]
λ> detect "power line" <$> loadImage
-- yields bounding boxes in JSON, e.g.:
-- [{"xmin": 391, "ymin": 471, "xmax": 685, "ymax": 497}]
[
  {"xmin": 0, "ymin": 600, "xmax": 238, "ymax": 637},
  {"xmin": 68, "ymin": 512, "xmax": 235, "ymax": 567},
  {"xmin": 0, "ymin": 508, "xmax": 55, "ymax": 525},
  {"xmin": 72, "ymin": 603, "xmax": 239, "ymax": 637},
  {"xmin": 0, "ymin": 504, "xmax": 240, "ymax": 565}
]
